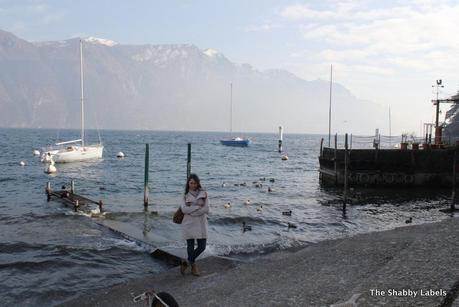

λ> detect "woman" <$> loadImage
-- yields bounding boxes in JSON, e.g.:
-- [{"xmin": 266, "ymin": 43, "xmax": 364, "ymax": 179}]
[{"xmin": 180, "ymin": 173, "xmax": 209, "ymax": 276}]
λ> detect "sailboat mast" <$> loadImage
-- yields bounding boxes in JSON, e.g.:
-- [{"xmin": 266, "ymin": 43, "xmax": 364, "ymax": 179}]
[
  {"xmin": 230, "ymin": 83, "xmax": 233, "ymax": 137},
  {"xmin": 80, "ymin": 39, "xmax": 85, "ymax": 147},
  {"xmin": 328, "ymin": 64, "xmax": 333, "ymax": 147}
]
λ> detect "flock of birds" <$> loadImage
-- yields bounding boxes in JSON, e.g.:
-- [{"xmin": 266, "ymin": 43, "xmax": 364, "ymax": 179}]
[{"xmin": 220, "ymin": 177, "xmax": 298, "ymax": 232}]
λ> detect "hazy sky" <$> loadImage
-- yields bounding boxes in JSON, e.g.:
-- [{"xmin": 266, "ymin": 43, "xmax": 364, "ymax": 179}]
[{"xmin": 1, "ymin": 0, "xmax": 459, "ymax": 135}]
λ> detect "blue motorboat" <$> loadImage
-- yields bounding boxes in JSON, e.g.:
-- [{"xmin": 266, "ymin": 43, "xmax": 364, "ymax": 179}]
[{"xmin": 220, "ymin": 137, "xmax": 251, "ymax": 147}]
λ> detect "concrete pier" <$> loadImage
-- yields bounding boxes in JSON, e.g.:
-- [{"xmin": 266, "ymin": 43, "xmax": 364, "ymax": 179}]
[{"xmin": 59, "ymin": 216, "xmax": 459, "ymax": 307}]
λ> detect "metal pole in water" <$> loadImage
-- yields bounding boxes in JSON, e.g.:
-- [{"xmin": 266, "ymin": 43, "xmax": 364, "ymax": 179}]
[
  {"xmin": 334, "ymin": 133, "xmax": 338, "ymax": 185},
  {"xmin": 452, "ymin": 148, "xmax": 457, "ymax": 211},
  {"xmin": 278, "ymin": 126, "xmax": 283, "ymax": 153},
  {"xmin": 46, "ymin": 182, "xmax": 51, "ymax": 201},
  {"xmin": 70, "ymin": 180, "xmax": 75, "ymax": 194},
  {"xmin": 187, "ymin": 143, "xmax": 191, "ymax": 179},
  {"xmin": 343, "ymin": 133, "xmax": 348, "ymax": 213},
  {"xmin": 144, "ymin": 144, "xmax": 149, "ymax": 208}
]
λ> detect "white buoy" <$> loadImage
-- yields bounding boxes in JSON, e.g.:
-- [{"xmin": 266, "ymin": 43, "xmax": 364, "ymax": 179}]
[
  {"xmin": 19, "ymin": 161, "xmax": 26, "ymax": 166},
  {"xmin": 33, "ymin": 150, "xmax": 40, "ymax": 156},
  {"xmin": 116, "ymin": 152, "xmax": 125, "ymax": 158},
  {"xmin": 44, "ymin": 159, "xmax": 57, "ymax": 174}
]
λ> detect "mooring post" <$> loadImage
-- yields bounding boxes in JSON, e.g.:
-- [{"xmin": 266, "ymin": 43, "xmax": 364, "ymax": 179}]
[
  {"xmin": 334, "ymin": 133, "xmax": 338, "ymax": 185},
  {"xmin": 144, "ymin": 143, "xmax": 149, "ymax": 208},
  {"xmin": 187, "ymin": 143, "xmax": 191, "ymax": 179},
  {"xmin": 452, "ymin": 147, "xmax": 457, "ymax": 211},
  {"xmin": 46, "ymin": 182, "xmax": 51, "ymax": 201},
  {"xmin": 319, "ymin": 138, "xmax": 324, "ymax": 158},
  {"xmin": 70, "ymin": 180, "xmax": 75, "ymax": 194},
  {"xmin": 74, "ymin": 200, "xmax": 79, "ymax": 212},
  {"xmin": 343, "ymin": 133, "xmax": 348, "ymax": 212},
  {"xmin": 278, "ymin": 126, "xmax": 283, "ymax": 153}
]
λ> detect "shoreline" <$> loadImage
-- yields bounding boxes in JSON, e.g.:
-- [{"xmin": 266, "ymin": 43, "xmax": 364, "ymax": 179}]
[{"xmin": 59, "ymin": 216, "xmax": 459, "ymax": 307}]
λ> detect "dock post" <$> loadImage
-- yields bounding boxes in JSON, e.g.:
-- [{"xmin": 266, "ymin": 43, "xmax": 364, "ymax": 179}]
[
  {"xmin": 334, "ymin": 134, "xmax": 338, "ymax": 186},
  {"xmin": 278, "ymin": 126, "xmax": 283, "ymax": 153},
  {"xmin": 144, "ymin": 144, "xmax": 149, "ymax": 208},
  {"xmin": 343, "ymin": 133, "xmax": 348, "ymax": 213},
  {"xmin": 70, "ymin": 180, "xmax": 75, "ymax": 194},
  {"xmin": 452, "ymin": 148, "xmax": 457, "ymax": 211},
  {"xmin": 187, "ymin": 143, "xmax": 191, "ymax": 179},
  {"xmin": 46, "ymin": 182, "xmax": 51, "ymax": 201},
  {"xmin": 319, "ymin": 138, "xmax": 324, "ymax": 158}
]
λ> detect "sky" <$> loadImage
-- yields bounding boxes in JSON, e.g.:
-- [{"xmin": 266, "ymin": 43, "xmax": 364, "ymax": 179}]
[{"xmin": 1, "ymin": 0, "xmax": 459, "ymax": 135}]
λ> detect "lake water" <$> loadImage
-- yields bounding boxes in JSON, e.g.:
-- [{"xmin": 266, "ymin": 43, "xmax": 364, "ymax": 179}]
[{"xmin": 0, "ymin": 128, "xmax": 450, "ymax": 305}]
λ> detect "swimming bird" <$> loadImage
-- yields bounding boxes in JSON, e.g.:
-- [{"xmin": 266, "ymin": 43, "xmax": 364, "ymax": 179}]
[
  {"xmin": 287, "ymin": 222, "xmax": 297, "ymax": 229},
  {"xmin": 222, "ymin": 182, "xmax": 227, "ymax": 187},
  {"xmin": 260, "ymin": 177, "xmax": 266, "ymax": 181},
  {"xmin": 224, "ymin": 202, "xmax": 231, "ymax": 209},
  {"xmin": 242, "ymin": 222, "xmax": 252, "ymax": 232},
  {"xmin": 405, "ymin": 217, "xmax": 412, "ymax": 224},
  {"xmin": 255, "ymin": 183, "xmax": 263, "ymax": 188},
  {"xmin": 282, "ymin": 210, "xmax": 292, "ymax": 216},
  {"xmin": 244, "ymin": 199, "xmax": 251, "ymax": 205},
  {"xmin": 269, "ymin": 178, "xmax": 275, "ymax": 183},
  {"xmin": 268, "ymin": 187, "xmax": 272, "ymax": 192},
  {"xmin": 256, "ymin": 205, "xmax": 263, "ymax": 212}
]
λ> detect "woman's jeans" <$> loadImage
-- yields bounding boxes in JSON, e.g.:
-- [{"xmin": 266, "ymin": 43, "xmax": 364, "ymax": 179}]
[{"xmin": 186, "ymin": 239, "xmax": 206, "ymax": 264}]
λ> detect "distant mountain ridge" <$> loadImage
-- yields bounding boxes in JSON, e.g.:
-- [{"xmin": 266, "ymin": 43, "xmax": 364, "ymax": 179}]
[{"xmin": 0, "ymin": 29, "xmax": 389, "ymax": 134}]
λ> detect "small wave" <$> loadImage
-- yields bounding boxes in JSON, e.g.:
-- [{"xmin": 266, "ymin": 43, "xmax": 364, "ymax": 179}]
[
  {"xmin": 0, "ymin": 259, "xmax": 76, "ymax": 271},
  {"xmin": 0, "ymin": 177, "xmax": 15, "ymax": 183}
]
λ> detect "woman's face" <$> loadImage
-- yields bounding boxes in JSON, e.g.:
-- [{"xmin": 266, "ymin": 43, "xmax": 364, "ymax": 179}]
[{"xmin": 188, "ymin": 179, "xmax": 198, "ymax": 191}]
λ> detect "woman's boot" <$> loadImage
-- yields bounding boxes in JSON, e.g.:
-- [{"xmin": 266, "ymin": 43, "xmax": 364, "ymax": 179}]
[
  {"xmin": 191, "ymin": 263, "xmax": 200, "ymax": 276},
  {"xmin": 180, "ymin": 260, "xmax": 188, "ymax": 275}
]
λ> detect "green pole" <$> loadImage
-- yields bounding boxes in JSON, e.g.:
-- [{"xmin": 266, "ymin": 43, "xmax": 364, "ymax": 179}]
[
  {"xmin": 187, "ymin": 143, "xmax": 191, "ymax": 179},
  {"xmin": 144, "ymin": 143, "xmax": 149, "ymax": 207}
]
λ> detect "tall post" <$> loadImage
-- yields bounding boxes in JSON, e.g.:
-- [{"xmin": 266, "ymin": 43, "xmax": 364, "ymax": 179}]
[
  {"xmin": 328, "ymin": 64, "xmax": 333, "ymax": 147},
  {"xmin": 187, "ymin": 143, "xmax": 191, "ymax": 179},
  {"xmin": 334, "ymin": 133, "xmax": 338, "ymax": 185},
  {"xmin": 70, "ymin": 180, "xmax": 75, "ymax": 194},
  {"xmin": 144, "ymin": 144, "xmax": 149, "ymax": 208},
  {"xmin": 343, "ymin": 133, "xmax": 348, "ymax": 213},
  {"xmin": 278, "ymin": 126, "xmax": 283, "ymax": 153},
  {"xmin": 452, "ymin": 148, "xmax": 457, "ymax": 211}
]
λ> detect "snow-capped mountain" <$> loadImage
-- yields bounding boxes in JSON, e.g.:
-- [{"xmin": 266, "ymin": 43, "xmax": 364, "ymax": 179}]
[{"xmin": 0, "ymin": 29, "xmax": 389, "ymax": 134}]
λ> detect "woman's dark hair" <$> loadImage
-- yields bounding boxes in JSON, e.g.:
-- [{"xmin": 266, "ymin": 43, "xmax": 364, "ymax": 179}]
[{"xmin": 185, "ymin": 173, "xmax": 202, "ymax": 194}]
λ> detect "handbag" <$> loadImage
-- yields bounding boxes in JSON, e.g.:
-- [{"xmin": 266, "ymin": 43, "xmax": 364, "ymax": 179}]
[{"xmin": 173, "ymin": 207, "xmax": 184, "ymax": 224}]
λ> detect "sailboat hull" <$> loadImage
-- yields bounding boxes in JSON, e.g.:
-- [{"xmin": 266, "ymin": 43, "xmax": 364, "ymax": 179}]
[
  {"xmin": 52, "ymin": 145, "xmax": 103, "ymax": 163},
  {"xmin": 220, "ymin": 139, "xmax": 251, "ymax": 147}
]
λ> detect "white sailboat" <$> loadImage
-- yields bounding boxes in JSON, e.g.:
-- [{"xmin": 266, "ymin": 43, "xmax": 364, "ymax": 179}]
[{"xmin": 43, "ymin": 40, "xmax": 103, "ymax": 163}]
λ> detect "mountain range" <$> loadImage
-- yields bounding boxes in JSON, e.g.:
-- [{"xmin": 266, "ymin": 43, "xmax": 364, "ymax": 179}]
[{"xmin": 0, "ymin": 29, "xmax": 390, "ymax": 134}]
